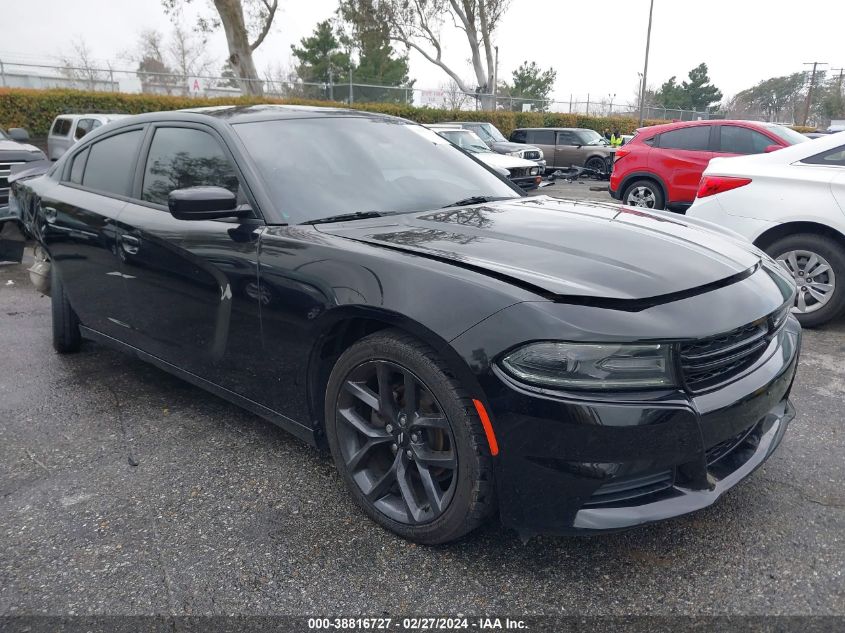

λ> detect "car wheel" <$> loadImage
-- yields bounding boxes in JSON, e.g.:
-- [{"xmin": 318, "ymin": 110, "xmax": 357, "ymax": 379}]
[
  {"xmin": 51, "ymin": 266, "xmax": 82, "ymax": 353},
  {"xmin": 768, "ymin": 233, "xmax": 845, "ymax": 328},
  {"xmin": 585, "ymin": 156, "xmax": 606, "ymax": 175},
  {"xmin": 325, "ymin": 329, "xmax": 496, "ymax": 544},
  {"xmin": 623, "ymin": 179, "xmax": 665, "ymax": 210}
]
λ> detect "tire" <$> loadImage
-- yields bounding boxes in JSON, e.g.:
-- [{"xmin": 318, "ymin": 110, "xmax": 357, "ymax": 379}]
[
  {"xmin": 766, "ymin": 233, "xmax": 845, "ymax": 328},
  {"xmin": 51, "ymin": 266, "xmax": 82, "ymax": 353},
  {"xmin": 324, "ymin": 329, "xmax": 496, "ymax": 544},
  {"xmin": 585, "ymin": 156, "xmax": 607, "ymax": 175},
  {"xmin": 622, "ymin": 178, "xmax": 665, "ymax": 210}
]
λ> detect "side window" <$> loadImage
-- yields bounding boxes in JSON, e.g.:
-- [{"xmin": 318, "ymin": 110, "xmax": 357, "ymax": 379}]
[
  {"xmin": 658, "ymin": 126, "xmax": 711, "ymax": 151},
  {"xmin": 510, "ymin": 130, "xmax": 527, "ymax": 143},
  {"xmin": 51, "ymin": 118, "xmax": 72, "ymax": 137},
  {"xmin": 74, "ymin": 119, "xmax": 96, "ymax": 140},
  {"xmin": 68, "ymin": 147, "xmax": 89, "ymax": 185},
  {"xmin": 719, "ymin": 126, "xmax": 774, "ymax": 154},
  {"xmin": 556, "ymin": 131, "xmax": 577, "ymax": 145},
  {"xmin": 803, "ymin": 145, "xmax": 845, "ymax": 167},
  {"xmin": 81, "ymin": 129, "xmax": 143, "ymax": 196},
  {"xmin": 528, "ymin": 130, "xmax": 555, "ymax": 145},
  {"xmin": 141, "ymin": 127, "xmax": 240, "ymax": 207}
]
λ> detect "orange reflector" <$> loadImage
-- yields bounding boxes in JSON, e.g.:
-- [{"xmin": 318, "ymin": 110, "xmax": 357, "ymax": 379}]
[{"xmin": 472, "ymin": 399, "xmax": 499, "ymax": 456}]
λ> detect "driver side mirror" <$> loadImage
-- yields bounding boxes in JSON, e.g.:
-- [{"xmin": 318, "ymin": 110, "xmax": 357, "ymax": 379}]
[
  {"xmin": 764, "ymin": 144, "xmax": 782, "ymax": 153},
  {"xmin": 168, "ymin": 186, "xmax": 246, "ymax": 221},
  {"xmin": 8, "ymin": 128, "xmax": 30, "ymax": 142}
]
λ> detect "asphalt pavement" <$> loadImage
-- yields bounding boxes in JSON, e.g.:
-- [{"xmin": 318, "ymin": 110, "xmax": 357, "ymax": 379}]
[{"xmin": 1, "ymin": 233, "xmax": 843, "ymax": 617}]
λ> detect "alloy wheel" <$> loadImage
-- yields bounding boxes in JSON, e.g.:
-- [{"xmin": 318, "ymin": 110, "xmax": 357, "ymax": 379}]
[
  {"xmin": 335, "ymin": 359, "xmax": 458, "ymax": 525},
  {"xmin": 625, "ymin": 186, "xmax": 657, "ymax": 208},
  {"xmin": 776, "ymin": 249, "xmax": 836, "ymax": 314}
]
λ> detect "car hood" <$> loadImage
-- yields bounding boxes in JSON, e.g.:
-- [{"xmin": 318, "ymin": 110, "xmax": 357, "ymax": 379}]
[
  {"xmin": 0, "ymin": 139, "xmax": 46, "ymax": 159},
  {"xmin": 315, "ymin": 196, "xmax": 761, "ymax": 302},
  {"xmin": 491, "ymin": 141, "xmax": 537, "ymax": 154},
  {"xmin": 475, "ymin": 152, "xmax": 537, "ymax": 170}
]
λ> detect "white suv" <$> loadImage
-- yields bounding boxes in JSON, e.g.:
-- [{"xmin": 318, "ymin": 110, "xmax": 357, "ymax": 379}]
[{"xmin": 47, "ymin": 113, "xmax": 129, "ymax": 160}]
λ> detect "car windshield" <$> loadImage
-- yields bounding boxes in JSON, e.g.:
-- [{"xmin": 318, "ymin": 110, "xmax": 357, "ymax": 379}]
[
  {"xmin": 0, "ymin": 128, "xmax": 8, "ymax": 140},
  {"xmin": 234, "ymin": 117, "xmax": 519, "ymax": 223},
  {"xmin": 438, "ymin": 130, "xmax": 491, "ymax": 153},
  {"xmin": 577, "ymin": 130, "xmax": 608, "ymax": 146},
  {"xmin": 764, "ymin": 124, "xmax": 809, "ymax": 146}
]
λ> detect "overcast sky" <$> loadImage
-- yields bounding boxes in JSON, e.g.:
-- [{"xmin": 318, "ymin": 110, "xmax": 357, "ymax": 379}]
[{"xmin": 2, "ymin": 0, "xmax": 843, "ymax": 105}]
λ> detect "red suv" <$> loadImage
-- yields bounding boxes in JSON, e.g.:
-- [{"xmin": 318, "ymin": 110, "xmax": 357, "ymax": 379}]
[{"xmin": 610, "ymin": 120, "xmax": 807, "ymax": 210}]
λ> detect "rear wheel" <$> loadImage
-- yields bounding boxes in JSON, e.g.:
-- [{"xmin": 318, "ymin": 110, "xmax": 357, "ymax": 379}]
[
  {"xmin": 325, "ymin": 330, "xmax": 495, "ymax": 544},
  {"xmin": 623, "ymin": 179, "xmax": 665, "ymax": 210},
  {"xmin": 767, "ymin": 233, "xmax": 845, "ymax": 328},
  {"xmin": 51, "ymin": 266, "xmax": 82, "ymax": 353}
]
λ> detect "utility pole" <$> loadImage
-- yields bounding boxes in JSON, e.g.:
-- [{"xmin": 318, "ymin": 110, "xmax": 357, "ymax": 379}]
[
  {"xmin": 492, "ymin": 46, "xmax": 499, "ymax": 110},
  {"xmin": 349, "ymin": 58, "xmax": 353, "ymax": 104},
  {"xmin": 638, "ymin": 0, "xmax": 655, "ymax": 126},
  {"xmin": 802, "ymin": 61, "xmax": 826, "ymax": 126}
]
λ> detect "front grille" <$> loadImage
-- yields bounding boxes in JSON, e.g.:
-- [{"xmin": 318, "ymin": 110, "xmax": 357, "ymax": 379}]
[
  {"xmin": 0, "ymin": 162, "xmax": 24, "ymax": 206},
  {"xmin": 582, "ymin": 470, "xmax": 674, "ymax": 507},
  {"xmin": 523, "ymin": 150, "xmax": 540, "ymax": 160},
  {"xmin": 680, "ymin": 318, "xmax": 774, "ymax": 392},
  {"xmin": 706, "ymin": 422, "xmax": 759, "ymax": 466},
  {"xmin": 508, "ymin": 167, "xmax": 531, "ymax": 178}
]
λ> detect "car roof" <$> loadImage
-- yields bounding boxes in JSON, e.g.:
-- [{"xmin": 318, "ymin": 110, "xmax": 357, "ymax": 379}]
[
  {"xmin": 635, "ymin": 119, "xmax": 781, "ymax": 137},
  {"xmin": 513, "ymin": 127, "xmax": 593, "ymax": 132},
  {"xmin": 179, "ymin": 104, "xmax": 403, "ymax": 124}
]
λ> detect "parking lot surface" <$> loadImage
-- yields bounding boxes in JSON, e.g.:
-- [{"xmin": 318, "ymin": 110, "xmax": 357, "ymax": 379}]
[{"xmin": 1, "ymin": 233, "xmax": 844, "ymax": 616}]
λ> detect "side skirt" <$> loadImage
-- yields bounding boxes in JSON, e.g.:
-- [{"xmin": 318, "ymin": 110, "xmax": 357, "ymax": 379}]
[{"xmin": 79, "ymin": 326, "xmax": 318, "ymax": 446}]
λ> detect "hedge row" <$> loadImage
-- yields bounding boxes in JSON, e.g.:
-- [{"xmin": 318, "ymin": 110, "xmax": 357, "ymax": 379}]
[
  {"xmin": 0, "ymin": 88, "xmax": 817, "ymax": 138},
  {"xmin": 0, "ymin": 88, "xmax": 667, "ymax": 138}
]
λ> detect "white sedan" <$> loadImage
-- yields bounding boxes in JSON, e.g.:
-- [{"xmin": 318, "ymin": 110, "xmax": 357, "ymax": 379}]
[{"xmin": 688, "ymin": 131, "xmax": 845, "ymax": 327}]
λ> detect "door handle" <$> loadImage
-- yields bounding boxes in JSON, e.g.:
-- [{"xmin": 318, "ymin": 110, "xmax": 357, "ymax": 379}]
[
  {"xmin": 43, "ymin": 206, "xmax": 57, "ymax": 223},
  {"xmin": 120, "ymin": 234, "xmax": 140, "ymax": 255}
]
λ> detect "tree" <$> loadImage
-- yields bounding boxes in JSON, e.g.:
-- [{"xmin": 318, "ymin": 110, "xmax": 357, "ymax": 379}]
[
  {"xmin": 339, "ymin": 0, "xmax": 511, "ymax": 109},
  {"xmin": 654, "ymin": 63, "xmax": 722, "ymax": 112},
  {"xmin": 131, "ymin": 25, "xmax": 211, "ymax": 94},
  {"xmin": 440, "ymin": 79, "xmax": 471, "ymax": 109},
  {"xmin": 161, "ymin": 0, "xmax": 279, "ymax": 95},
  {"xmin": 731, "ymin": 73, "xmax": 806, "ymax": 122},
  {"xmin": 498, "ymin": 60, "xmax": 556, "ymax": 111},
  {"xmin": 60, "ymin": 40, "xmax": 111, "ymax": 91},
  {"xmin": 291, "ymin": 20, "xmax": 351, "ymax": 99},
  {"xmin": 682, "ymin": 63, "xmax": 722, "ymax": 110}
]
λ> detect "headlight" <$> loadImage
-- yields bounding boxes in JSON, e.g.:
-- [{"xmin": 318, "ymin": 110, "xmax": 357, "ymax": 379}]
[
  {"xmin": 500, "ymin": 342, "xmax": 675, "ymax": 390},
  {"xmin": 529, "ymin": 167, "xmax": 539, "ymax": 175},
  {"xmin": 537, "ymin": 149, "xmax": 544, "ymax": 159},
  {"xmin": 507, "ymin": 150, "xmax": 522, "ymax": 157}
]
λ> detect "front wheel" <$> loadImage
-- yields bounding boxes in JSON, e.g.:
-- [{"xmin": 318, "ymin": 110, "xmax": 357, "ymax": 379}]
[
  {"xmin": 623, "ymin": 179, "xmax": 665, "ymax": 210},
  {"xmin": 768, "ymin": 233, "xmax": 845, "ymax": 328},
  {"xmin": 325, "ymin": 330, "xmax": 496, "ymax": 544},
  {"xmin": 585, "ymin": 156, "xmax": 607, "ymax": 177}
]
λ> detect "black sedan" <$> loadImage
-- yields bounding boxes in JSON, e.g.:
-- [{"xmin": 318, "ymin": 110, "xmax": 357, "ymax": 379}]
[{"xmin": 6, "ymin": 106, "xmax": 800, "ymax": 544}]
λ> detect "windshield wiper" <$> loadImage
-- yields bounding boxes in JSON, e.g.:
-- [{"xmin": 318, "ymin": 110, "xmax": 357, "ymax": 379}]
[
  {"xmin": 441, "ymin": 196, "xmax": 511, "ymax": 209},
  {"xmin": 302, "ymin": 211, "xmax": 391, "ymax": 225}
]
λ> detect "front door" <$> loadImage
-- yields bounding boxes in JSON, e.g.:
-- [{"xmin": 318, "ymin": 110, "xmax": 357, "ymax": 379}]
[
  {"xmin": 117, "ymin": 123, "xmax": 265, "ymax": 398},
  {"xmin": 554, "ymin": 131, "xmax": 582, "ymax": 168}
]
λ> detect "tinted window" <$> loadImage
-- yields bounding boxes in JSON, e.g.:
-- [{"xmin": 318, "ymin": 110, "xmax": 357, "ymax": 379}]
[
  {"xmin": 658, "ymin": 126, "xmax": 711, "ymax": 151},
  {"xmin": 69, "ymin": 147, "xmax": 89, "ymax": 185},
  {"xmin": 557, "ymin": 131, "xmax": 578, "ymax": 145},
  {"xmin": 141, "ymin": 127, "xmax": 239, "ymax": 206},
  {"xmin": 528, "ymin": 130, "xmax": 555, "ymax": 144},
  {"xmin": 75, "ymin": 118, "xmax": 97, "ymax": 140},
  {"xmin": 719, "ymin": 126, "xmax": 774, "ymax": 154},
  {"xmin": 764, "ymin": 124, "xmax": 808, "ymax": 146},
  {"xmin": 81, "ymin": 130, "xmax": 143, "ymax": 196},
  {"xmin": 803, "ymin": 145, "xmax": 845, "ymax": 167},
  {"xmin": 234, "ymin": 119, "xmax": 519, "ymax": 223},
  {"xmin": 51, "ymin": 118, "xmax": 72, "ymax": 136},
  {"xmin": 510, "ymin": 130, "xmax": 527, "ymax": 143}
]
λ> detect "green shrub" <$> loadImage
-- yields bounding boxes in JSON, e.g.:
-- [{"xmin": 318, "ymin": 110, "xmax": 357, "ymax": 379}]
[{"xmin": 0, "ymin": 88, "xmax": 668, "ymax": 138}]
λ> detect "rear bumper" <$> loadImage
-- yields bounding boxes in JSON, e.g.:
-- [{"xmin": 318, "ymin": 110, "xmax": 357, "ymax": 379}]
[{"xmin": 488, "ymin": 317, "xmax": 800, "ymax": 537}]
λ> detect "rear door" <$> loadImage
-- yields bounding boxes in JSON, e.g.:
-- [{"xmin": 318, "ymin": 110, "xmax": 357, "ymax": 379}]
[
  {"xmin": 116, "ymin": 122, "xmax": 264, "ymax": 394},
  {"xmin": 38, "ymin": 127, "xmax": 144, "ymax": 338},
  {"xmin": 651, "ymin": 125, "xmax": 715, "ymax": 203},
  {"xmin": 527, "ymin": 130, "xmax": 556, "ymax": 168},
  {"xmin": 48, "ymin": 117, "xmax": 74, "ymax": 160}
]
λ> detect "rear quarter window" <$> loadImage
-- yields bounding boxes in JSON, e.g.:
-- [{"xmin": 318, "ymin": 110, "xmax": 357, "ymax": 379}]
[{"xmin": 802, "ymin": 145, "xmax": 845, "ymax": 167}]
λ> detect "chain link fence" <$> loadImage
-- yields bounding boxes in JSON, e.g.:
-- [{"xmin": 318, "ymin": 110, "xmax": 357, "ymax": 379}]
[{"xmin": 0, "ymin": 59, "xmax": 717, "ymax": 120}]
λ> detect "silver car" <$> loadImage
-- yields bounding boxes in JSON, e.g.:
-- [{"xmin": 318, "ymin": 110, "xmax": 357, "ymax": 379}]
[{"xmin": 47, "ymin": 113, "xmax": 129, "ymax": 160}]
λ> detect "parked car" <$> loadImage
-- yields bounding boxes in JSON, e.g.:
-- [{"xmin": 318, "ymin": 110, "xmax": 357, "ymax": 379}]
[
  {"xmin": 47, "ymin": 113, "xmax": 130, "ymax": 160},
  {"xmin": 441, "ymin": 121, "xmax": 546, "ymax": 169},
  {"xmin": 688, "ymin": 131, "xmax": 845, "ymax": 327},
  {"xmin": 509, "ymin": 127, "xmax": 616, "ymax": 174},
  {"xmin": 610, "ymin": 120, "xmax": 807, "ymax": 211},
  {"xmin": 8, "ymin": 105, "xmax": 800, "ymax": 544},
  {"xmin": 1, "ymin": 126, "xmax": 46, "ymax": 212},
  {"xmin": 433, "ymin": 127, "xmax": 542, "ymax": 189}
]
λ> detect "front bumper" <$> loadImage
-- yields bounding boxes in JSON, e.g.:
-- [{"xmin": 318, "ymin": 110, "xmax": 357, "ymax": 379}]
[{"xmin": 485, "ymin": 317, "xmax": 800, "ymax": 537}]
